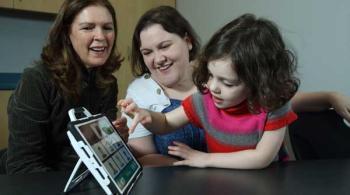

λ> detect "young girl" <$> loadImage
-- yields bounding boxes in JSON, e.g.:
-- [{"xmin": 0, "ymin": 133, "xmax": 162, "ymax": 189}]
[{"xmin": 119, "ymin": 13, "xmax": 299, "ymax": 169}]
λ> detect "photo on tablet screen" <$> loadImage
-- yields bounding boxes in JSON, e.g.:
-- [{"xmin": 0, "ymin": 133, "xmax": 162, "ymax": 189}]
[{"xmin": 75, "ymin": 116, "xmax": 141, "ymax": 193}]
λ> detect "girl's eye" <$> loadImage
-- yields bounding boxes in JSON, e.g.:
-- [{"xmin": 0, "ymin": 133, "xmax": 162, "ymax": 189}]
[
  {"xmin": 224, "ymin": 83, "xmax": 234, "ymax": 87},
  {"xmin": 224, "ymin": 80, "xmax": 241, "ymax": 87}
]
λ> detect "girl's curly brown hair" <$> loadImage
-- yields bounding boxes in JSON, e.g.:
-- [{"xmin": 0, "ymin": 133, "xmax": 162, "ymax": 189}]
[
  {"xmin": 39, "ymin": 0, "xmax": 123, "ymax": 101},
  {"xmin": 193, "ymin": 14, "xmax": 299, "ymax": 112}
]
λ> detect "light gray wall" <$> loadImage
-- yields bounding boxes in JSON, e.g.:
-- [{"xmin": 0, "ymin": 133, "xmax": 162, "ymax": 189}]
[
  {"xmin": 0, "ymin": 10, "xmax": 53, "ymax": 73},
  {"xmin": 177, "ymin": 0, "xmax": 350, "ymax": 95}
]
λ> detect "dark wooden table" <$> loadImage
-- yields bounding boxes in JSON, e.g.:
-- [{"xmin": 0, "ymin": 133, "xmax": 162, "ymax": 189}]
[{"xmin": 1, "ymin": 159, "xmax": 349, "ymax": 195}]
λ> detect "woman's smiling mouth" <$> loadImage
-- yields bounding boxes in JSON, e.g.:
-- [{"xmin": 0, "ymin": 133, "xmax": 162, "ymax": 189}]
[
  {"xmin": 90, "ymin": 46, "xmax": 107, "ymax": 52},
  {"xmin": 156, "ymin": 63, "xmax": 172, "ymax": 71}
]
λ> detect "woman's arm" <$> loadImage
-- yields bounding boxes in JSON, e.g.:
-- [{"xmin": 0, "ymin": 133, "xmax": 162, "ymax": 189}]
[
  {"xmin": 170, "ymin": 127, "xmax": 286, "ymax": 169},
  {"xmin": 7, "ymin": 67, "xmax": 52, "ymax": 174},
  {"xmin": 291, "ymin": 91, "xmax": 350, "ymax": 121}
]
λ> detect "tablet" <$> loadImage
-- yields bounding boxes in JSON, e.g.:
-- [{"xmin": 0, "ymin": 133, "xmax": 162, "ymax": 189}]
[{"xmin": 66, "ymin": 113, "xmax": 142, "ymax": 195}]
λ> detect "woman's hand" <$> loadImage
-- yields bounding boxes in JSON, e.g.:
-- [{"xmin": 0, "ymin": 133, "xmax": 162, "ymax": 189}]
[
  {"xmin": 168, "ymin": 141, "xmax": 209, "ymax": 168},
  {"xmin": 292, "ymin": 91, "xmax": 350, "ymax": 123},
  {"xmin": 112, "ymin": 117, "xmax": 129, "ymax": 142},
  {"xmin": 329, "ymin": 92, "xmax": 350, "ymax": 123}
]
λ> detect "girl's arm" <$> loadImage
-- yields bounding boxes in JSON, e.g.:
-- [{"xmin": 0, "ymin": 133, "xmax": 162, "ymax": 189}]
[
  {"xmin": 118, "ymin": 98, "xmax": 190, "ymax": 134},
  {"xmin": 291, "ymin": 91, "xmax": 350, "ymax": 122},
  {"xmin": 171, "ymin": 127, "xmax": 286, "ymax": 169},
  {"xmin": 121, "ymin": 82, "xmax": 179, "ymax": 167}
]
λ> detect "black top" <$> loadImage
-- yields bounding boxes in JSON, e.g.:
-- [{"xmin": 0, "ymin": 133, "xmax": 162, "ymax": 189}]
[{"xmin": 6, "ymin": 63, "xmax": 118, "ymax": 174}]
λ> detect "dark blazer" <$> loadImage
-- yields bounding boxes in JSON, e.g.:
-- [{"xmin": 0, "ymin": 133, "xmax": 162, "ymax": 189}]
[{"xmin": 5, "ymin": 63, "xmax": 118, "ymax": 174}]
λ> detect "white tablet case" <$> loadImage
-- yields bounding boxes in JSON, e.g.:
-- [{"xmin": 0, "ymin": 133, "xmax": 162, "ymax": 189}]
[{"xmin": 64, "ymin": 107, "xmax": 142, "ymax": 195}]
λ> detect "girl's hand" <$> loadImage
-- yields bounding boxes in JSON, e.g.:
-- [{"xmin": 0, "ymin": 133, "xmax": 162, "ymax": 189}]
[
  {"xmin": 168, "ymin": 141, "xmax": 209, "ymax": 168},
  {"xmin": 112, "ymin": 117, "xmax": 129, "ymax": 142},
  {"xmin": 117, "ymin": 98, "xmax": 152, "ymax": 133},
  {"xmin": 330, "ymin": 92, "xmax": 350, "ymax": 123}
]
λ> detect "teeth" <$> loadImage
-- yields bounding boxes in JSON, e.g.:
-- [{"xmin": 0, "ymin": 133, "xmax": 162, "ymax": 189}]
[
  {"xmin": 91, "ymin": 47, "xmax": 105, "ymax": 52},
  {"xmin": 156, "ymin": 63, "xmax": 171, "ymax": 70}
]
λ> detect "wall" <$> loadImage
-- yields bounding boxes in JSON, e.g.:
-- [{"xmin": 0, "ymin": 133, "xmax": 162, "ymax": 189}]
[
  {"xmin": 177, "ymin": 0, "xmax": 350, "ymax": 95},
  {"xmin": 0, "ymin": 9, "xmax": 53, "ymax": 148},
  {"xmin": 0, "ymin": 9, "xmax": 54, "ymax": 73}
]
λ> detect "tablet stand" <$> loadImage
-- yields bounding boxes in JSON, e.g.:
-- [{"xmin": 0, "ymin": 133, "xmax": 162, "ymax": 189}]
[
  {"xmin": 64, "ymin": 107, "xmax": 111, "ymax": 194},
  {"xmin": 63, "ymin": 158, "xmax": 90, "ymax": 193},
  {"xmin": 65, "ymin": 129, "xmax": 113, "ymax": 195}
]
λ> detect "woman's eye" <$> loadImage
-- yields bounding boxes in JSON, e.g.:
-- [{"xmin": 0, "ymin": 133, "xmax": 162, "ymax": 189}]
[
  {"xmin": 142, "ymin": 51, "xmax": 151, "ymax": 56},
  {"xmin": 104, "ymin": 26, "xmax": 114, "ymax": 31},
  {"xmin": 160, "ymin": 44, "xmax": 170, "ymax": 49},
  {"xmin": 81, "ymin": 26, "xmax": 93, "ymax": 30}
]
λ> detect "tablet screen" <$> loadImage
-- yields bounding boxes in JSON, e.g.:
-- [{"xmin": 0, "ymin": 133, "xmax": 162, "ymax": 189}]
[{"xmin": 74, "ymin": 116, "xmax": 140, "ymax": 193}]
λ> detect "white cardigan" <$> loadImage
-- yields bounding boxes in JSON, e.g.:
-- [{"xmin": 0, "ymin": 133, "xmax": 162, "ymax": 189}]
[{"xmin": 124, "ymin": 74, "xmax": 171, "ymax": 139}]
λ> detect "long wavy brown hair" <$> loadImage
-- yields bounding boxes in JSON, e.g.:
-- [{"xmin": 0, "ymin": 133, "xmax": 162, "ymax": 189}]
[
  {"xmin": 194, "ymin": 14, "xmax": 299, "ymax": 112},
  {"xmin": 40, "ymin": 0, "xmax": 123, "ymax": 101}
]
